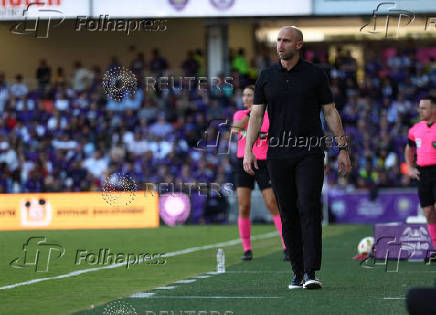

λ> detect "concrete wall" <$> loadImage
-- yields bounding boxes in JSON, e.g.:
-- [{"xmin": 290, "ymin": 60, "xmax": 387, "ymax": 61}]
[
  {"xmin": 228, "ymin": 22, "xmax": 255, "ymax": 64},
  {"xmin": 0, "ymin": 18, "xmax": 207, "ymax": 80},
  {"xmin": 0, "ymin": 18, "xmax": 256, "ymax": 83}
]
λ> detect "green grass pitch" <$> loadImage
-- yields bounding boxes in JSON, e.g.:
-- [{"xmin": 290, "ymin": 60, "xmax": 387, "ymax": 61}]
[{"xmin": 0, "ymin": 224, "xmax": 434, "ymax": 314}]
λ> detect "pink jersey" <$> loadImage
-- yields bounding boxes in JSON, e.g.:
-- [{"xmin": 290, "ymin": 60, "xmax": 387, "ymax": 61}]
[
  {"xmin": 232, "ymin": 109, "xmax": 269, "ymax": 160},
  {"xmin": 408, "ymin": 121, "xmax": 436, "ymax": 166}
]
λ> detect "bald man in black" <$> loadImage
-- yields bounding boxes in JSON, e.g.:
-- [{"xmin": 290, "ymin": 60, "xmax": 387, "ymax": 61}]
[{"xmin": 244, "ymin": 26, "xmax": 351, "ymax": 290}]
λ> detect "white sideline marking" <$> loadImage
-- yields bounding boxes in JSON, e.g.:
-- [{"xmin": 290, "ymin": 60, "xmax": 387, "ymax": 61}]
[
  {"xmin": 193, "ymin": 275, "xmax": 211, "ymax": 279},
  {"xmin": 173, "ymin": 279, "xmax": 196, "ymax": 284},
  {"xmin": 0, "ymin": 231, "xmax": 278, "ymax": 291},
  {"xmin": 382, "ymin": 297, "xmax": 405, "ymax": 300},
  {"xmin": 154, "ymin": 286, "xmax": 177, "ymax": 290},
  {"xmin": 145, "ymin": 296, "xmax": 281, "ymax": 299},
  {"xmin": 129, "ymin": 292, "xmax": 155, "ymax": 298},
  {"xmin": 225, "ymin": 271, "xmax": 289, "ymax": 273}
]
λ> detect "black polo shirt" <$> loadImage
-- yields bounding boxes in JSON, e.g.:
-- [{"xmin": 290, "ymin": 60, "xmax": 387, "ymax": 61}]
[{"xmin": 253, "ymin": 57, "xmax": 333, "ymax": 159}]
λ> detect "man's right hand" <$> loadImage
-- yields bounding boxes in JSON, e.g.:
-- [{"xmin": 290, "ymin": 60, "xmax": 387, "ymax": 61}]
[
  {"xmin": 408, "ymin": 166, "xmax": 420, "ymax": 180},
  {"xmin": 243, "ymin": 151, "xmax": 258, "ymax": 175}
]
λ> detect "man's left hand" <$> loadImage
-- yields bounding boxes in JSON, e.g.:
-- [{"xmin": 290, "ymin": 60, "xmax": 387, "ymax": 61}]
[{"xmin": 338, "ymin": 150, "xmax": 351, "ymax": 176}]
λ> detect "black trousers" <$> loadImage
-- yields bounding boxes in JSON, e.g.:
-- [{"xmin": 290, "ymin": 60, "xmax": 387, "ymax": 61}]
[
  {"xmin": 406, "ymin": 287, "xmax": 436, "ymax": 315},
  {"xmin": 266, "ymin": 153, "xmax": 324, "ymax": 274}
]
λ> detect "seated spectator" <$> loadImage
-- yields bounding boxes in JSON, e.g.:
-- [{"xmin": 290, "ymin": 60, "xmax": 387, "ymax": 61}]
[
  {"xmin": 131, "ymin": 52, "xmax": 146, "ymax": 77},
  {"xmin": 54, "ymin": 89, "xmax": 70, "ymax": 111},
  {"xmin": 0, "ymin": 72, "xmax": 9, "ymax": 112},
  {"xmin": 10, "ymin": 74, "xmax": 28, "ymax": 98},
  {"xmin": 123, "ymin": 88, "xmax": 144, "ymax": 110},
  {"xmin": 148, "ymin": 112, "xmax": 173, "ymax": 138},
  {"xmin": 2, "ymin": 43, "xmax": 435, "ymax": 199},
  {"xmin": 71, "ymin": 61, "xmax": 94, "ymax": 92},
  {"xmin": 149, "ymin": 48, "xmax": 168, "ymax": 75},
  {"xmin": 82, "ymin": 151, "xmax": 109, "ymax": 179},
  {"xmin": 181, "ymin": 50, "xmax": 199, "ymax": 77}
]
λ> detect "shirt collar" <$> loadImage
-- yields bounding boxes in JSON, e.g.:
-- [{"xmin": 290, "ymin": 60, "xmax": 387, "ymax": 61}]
[{"xmin": 277, "ymin": 57, "xmax": 303, "ymax": 72}]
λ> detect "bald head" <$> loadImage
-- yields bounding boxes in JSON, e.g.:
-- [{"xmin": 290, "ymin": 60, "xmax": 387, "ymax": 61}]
[
  {"xmin": 279, "ymin": 26, "xmax": 303, "ymax": 42},
  {"xmin": 276, "ymin": 26, "xmax": 303, "ymax": 61}
]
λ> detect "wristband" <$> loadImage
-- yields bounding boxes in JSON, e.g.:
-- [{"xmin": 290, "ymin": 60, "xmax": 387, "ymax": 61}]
[
  {"xmin": 259, "ymin": 132, "xmax": 268, "ymax": 139},
  {"xmin": 338, "ymin": 145, "xmax": 349, "ymax": 153}
]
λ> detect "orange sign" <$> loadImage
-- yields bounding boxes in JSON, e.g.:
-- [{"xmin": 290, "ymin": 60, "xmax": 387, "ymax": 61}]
[{"xmin": 0, "ymin": 191, "xmax": 159, "ymax": 230}]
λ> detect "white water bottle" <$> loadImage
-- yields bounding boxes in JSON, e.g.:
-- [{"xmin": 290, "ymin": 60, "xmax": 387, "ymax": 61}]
[{"xmin": 217, "ymin": 248, "xmax": 225, "ymax": 273}]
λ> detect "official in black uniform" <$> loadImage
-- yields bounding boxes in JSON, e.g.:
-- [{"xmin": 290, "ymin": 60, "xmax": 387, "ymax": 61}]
[{"xmin": 243, "ymin": 26, "xmax": 351, "ymax": 290}]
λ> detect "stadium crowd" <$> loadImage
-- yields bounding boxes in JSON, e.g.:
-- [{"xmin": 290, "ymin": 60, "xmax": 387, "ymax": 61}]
[{"xmin": 0, "ymin": 45, "xmax": 435, "ymax": 221}]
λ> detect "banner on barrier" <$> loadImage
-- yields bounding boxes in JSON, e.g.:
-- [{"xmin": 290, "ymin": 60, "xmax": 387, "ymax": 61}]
[
  {"xmin": 374, "ymin": 223, "xmax": 433, "ymax": 260},
  {"xmin": 328, "ymin": 189, "xmax": 420, "ymax": 224},
  {"xmin": 0, "ymin": 191, "xmax": 159, "ymax": 230}
]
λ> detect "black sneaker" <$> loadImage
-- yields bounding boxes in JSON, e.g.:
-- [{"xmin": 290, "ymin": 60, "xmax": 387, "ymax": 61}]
[
  {"xmin": 303, "ymin": 272, "xmax": 322, "ymax": 289},
  {"xmin": 288, "ymin": 274, "xmax": 304, "ymax": 289},
  {"xmin": 283, "ymin": 249, "xmax": 290, "ymax": 261},
  {"xmin": 241, "ymin": 250, "xmax": 253, "ymax": 261},
  {"xmin": 424, "ymin": 252, "xmax": 436, "ymax": 264}
]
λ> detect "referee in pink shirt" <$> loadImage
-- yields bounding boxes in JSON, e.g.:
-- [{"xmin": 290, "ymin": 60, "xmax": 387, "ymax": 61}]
[
  {"xmin": 405, "ymin": 95, "xmax": 436, "ymax": 253},
  {"xmin": 232, "ymin": 85, "xmax": 287, "ymax": 261}
]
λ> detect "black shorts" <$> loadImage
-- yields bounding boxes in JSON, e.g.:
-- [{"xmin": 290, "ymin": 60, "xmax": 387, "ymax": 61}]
[
  {"xmin": 417, "ymin": 165, "xmax": 436, "ymax": 207},
  {"xmin": 236, "ymin": 158, "xmax": 272, "ymax": 190}
]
